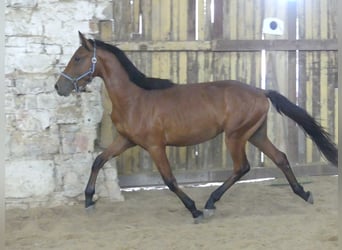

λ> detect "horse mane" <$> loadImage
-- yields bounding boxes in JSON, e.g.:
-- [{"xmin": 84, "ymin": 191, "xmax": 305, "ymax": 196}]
[{"xmin": 89, "ymin": 39, "xmax": 175, "ymax": 90}]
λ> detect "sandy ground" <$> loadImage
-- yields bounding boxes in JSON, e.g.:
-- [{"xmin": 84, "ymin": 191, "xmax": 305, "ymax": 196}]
[{"xmin": 6, "ymin": 175, "xmax": 338, "ymax": 250}]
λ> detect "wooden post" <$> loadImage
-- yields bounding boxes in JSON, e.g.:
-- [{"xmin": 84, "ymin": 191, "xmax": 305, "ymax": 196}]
[{"xmin": 287, "ymin": 0, "xmax": 298, "ymax": 163}]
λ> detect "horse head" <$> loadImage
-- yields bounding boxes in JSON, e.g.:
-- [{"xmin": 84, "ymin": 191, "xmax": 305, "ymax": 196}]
[{"xmin": 55, "ymin": 32, "xmax": 97, "ymax": 96}]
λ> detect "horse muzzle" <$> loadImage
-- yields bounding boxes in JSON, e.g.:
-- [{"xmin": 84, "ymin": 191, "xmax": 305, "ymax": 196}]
[{"xmin": 54, "ymin": 79, "xmax": 74, "ymax": 96}]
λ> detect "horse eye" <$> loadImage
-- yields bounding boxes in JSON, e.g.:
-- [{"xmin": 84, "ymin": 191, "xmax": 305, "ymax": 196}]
[{"xmin": 74, "ymin": 56, "xmax": 81, "ymax": 62}]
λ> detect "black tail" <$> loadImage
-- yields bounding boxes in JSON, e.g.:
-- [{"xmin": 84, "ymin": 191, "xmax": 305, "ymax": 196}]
[{"xmin": 265, "ymin": 90, "xmax": 338, "ymax": 167}]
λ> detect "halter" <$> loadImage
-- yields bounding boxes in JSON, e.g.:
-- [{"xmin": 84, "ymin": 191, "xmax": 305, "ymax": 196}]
[{"xmin": 60, "ymin": 40, "xmax": 97, "ymax": 92}]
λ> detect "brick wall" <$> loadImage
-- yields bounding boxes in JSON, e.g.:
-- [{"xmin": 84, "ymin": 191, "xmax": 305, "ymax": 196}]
[{"xmin": 5, "ymin": 0, "xmax": 123, "ymax": 209}]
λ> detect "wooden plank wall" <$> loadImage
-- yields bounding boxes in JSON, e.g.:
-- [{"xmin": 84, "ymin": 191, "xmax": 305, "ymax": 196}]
[
  {"xmin": 297, "ymin": 0, "xmax": 338, "ymax": 164},
  {"xmin": 98, "ymin": 0, "xmax": 337, "ymax": 180}
]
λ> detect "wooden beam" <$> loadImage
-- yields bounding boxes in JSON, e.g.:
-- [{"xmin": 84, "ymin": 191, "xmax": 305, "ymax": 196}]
[
  {"xmin": 117, "ymin": 40, "xmax": 212, "ymax": 51},
  {"xmin": 115, "ymin": 39, "xmax": 337, "ymax": 52},
  {"xmin": 213, "ymin": 39, "xmax": 338, "ymax": 51}
]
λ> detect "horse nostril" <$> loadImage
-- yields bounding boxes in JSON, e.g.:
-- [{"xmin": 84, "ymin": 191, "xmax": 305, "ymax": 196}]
[{"xmin": 55, "ymin": 84, "xmax": 58, "ymax": 91}]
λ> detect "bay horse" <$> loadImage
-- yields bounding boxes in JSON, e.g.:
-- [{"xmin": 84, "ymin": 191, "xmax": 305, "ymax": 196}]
[{"xmin": 55, "ymin": 32, "xmax": 338, "ymax": 222}]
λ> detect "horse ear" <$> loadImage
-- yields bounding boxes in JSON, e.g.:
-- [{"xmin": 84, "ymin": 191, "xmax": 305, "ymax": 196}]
[{"xmin": 78, "ymin": 31, "xmax": 92, "ymax": 51}]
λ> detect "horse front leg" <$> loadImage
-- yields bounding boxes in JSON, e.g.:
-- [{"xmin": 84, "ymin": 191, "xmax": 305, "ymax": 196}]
[
  {"xmin": 85, "ymin": 135, "xmax": 135, "ymax": 209},
  {"xmin": 148, "ymin": 146, "xmax": 204, "ymax": 223}
]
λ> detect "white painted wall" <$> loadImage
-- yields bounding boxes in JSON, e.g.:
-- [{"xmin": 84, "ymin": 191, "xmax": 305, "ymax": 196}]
[{"xmin": 5, "ymin": 0, "xmax": 123, "ymax": 209}]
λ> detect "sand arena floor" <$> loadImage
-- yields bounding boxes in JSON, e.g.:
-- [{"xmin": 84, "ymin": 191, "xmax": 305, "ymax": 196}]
[{"xmin": 6, "ymin": 175, "xmax": 338, "ymax": 250}]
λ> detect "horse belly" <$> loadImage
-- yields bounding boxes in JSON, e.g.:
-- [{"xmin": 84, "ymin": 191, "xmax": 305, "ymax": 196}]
[{"xmin": 164, "ymin": 121, "xmax": 223, "ymax": 146}]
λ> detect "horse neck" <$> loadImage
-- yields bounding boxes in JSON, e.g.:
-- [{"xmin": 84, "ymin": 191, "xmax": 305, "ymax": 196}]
[{"xmin": 97, "ymin": 51, "xmax": 143, "ymax": 110}]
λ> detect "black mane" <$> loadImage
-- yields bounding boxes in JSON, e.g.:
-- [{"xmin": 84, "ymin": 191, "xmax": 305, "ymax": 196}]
[{"xmin": 90, "ymin": 39, "xmax": 175, "ymax": 90}]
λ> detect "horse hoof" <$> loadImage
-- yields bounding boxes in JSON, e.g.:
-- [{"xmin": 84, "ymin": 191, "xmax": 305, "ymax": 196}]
[
  {"xmin": 85, "ymin": 204, "xmax": 96, "ymax": 214},
  {"xmin": 193, "ymin": 214, "xmax": 205, "ymax": 224},
  {"xmin": 203, "ymin": 209, "xmax": 215, "ymax": 218},
  {"xmin": 306, "ymin": 191, "xmax": 314, "ymax": 204}
]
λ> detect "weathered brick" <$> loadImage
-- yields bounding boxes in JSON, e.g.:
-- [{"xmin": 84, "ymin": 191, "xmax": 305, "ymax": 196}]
[
  {"xmin": 6, "ymin": 160, "xmax": 55, "ymax": 199},
  {"xmin": 9, "ymin": 128, "xmax": 59, "ymax": 157},
  {"xmin": 37, "ymin": 93, "xmax": 58, "ymax": 109},
  {"xmin": 12, "ymin": 75, "xmax": 56, "ymax": 95},
  {"xmin": 15, "ymin": 109, "xmax": 51, "ymax": 131},
  {"xmin": 59, "ymin": 125, "xmax": 97, "ymax": 154}
]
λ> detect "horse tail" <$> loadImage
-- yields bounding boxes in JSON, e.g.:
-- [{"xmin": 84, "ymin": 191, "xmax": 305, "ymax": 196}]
[{"xmin": 265, "ymin": 90, "xmax": 338, "ymax": 167}]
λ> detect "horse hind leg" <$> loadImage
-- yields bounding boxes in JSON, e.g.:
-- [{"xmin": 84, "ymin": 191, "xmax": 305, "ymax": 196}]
[{"xmin": 249, "ymin": 121, "xmax": 313, "ymax": 204}]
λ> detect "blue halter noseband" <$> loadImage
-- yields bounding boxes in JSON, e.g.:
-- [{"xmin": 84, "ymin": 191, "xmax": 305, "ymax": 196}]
[{"xmin": 60, "ymin": 40, "xmax": 97, "ymax": 92}]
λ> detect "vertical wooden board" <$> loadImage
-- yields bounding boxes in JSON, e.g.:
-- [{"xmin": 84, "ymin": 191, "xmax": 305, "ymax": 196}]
[
  {"xmin": 145, "ymin": 52, "xmax": 153, "ymax": 76},
  {"xmin": 228, "ymin": 0, "xmax": 237, "ymax": 39},
  {"xmin": 221, "ymin": 0, "xmax": 230, "ymax": 39},
  {"xmin": 243, "ymin": 52, "xmax": 262, "ymax": 166},
  {"xmin": 151, "ymin": 0, "xmax": 161, "ymax": 40},
  {"xmin": 297, "ymin": 51, "xmax": 307, "ymax": 163},
  {"xmin": 186, "ymin": 51, "xmax": 198, "ymax": 83},
  {"xmin": 212, "ymin": 0, "xmax": 223, "ymax": 39},
  {"xmin": 319, "ymin": 53, "xmax": 329, "ymax": 129},
  {"xmin": 213, "ymin": 52, "xmax": 229, "ymax": 81},
  {"xmin": 151, "ymin": 53, "xmax": 161, "ymax": 78},
  {"xmin": 264, "ymin": 51, "xmax": 288, "ymax": 167},
  {"xmin": 327, "ymin": 0, "xmax": 337, "ymax": 39},
  {"xmin": 160, "ymin": 0, "xmax": 172, "ymax": 40},
  {"xmin": 177, "ymin": 0, "xmax": 189, "ymax": 40},
  {"xmin": 327, "ymin": 51, "xmax": 338, "ymax": 144},
  {"xmin": 303, "ymin": 0, "xmax": 313, "ymax": 39},
  {"xmin": 197, "ymin": 52, "xmax": 207, "ymax": 82},
  {"xmin": 305, "ymin": 52, "xmax": 313, "ymax": 163},
  {"xmin": 311, "ymin": 0, "xmax": 321, "ymax": 39},
  {"xmin": 229, "ymin": 52, "xmax": 238, "ymax": 80},
  {"xmin": 297, "ymin": 0, "xmax": 305, "ymax": 39},
  {"xmin": 319, "ymin": 52, "xmax": 329, "ymax": 162},
  {"xmin": 319, "ymin": 0, "xmax": 328, "ymax": 39},
  {"xmin": 253, "ymin": 0, "xmax": 263, "ymax": 40},
  {"xmin": 170, "ymin": 52, "xmax": 178, "ymax": 82},
  {"xmin": 194, "ymin": 0, "xmax": 212, "ymax": 40},
  {"xmin": 210, "ymin": 52, "xmax": 230, "ymax": 167},
  {"xmin": 141, "ymin": 0, "xmax": 152, "ymax": 40},
  {"xmin": 236, "ymin": 0, "xmax": 245, "ymax": 39},
  {"xmin": 187, "ymin": 0, "xmax": 196, "ymax": 40},
  {"xmin": 196, "ymin": 51, "xmax": 212, "ymax": 82},
  {"xmin": 171, "ymin": 0, "xmax": 180, "ymax": 41},
  {"xmin": 311, "ymin": 52, "xmax": 321, "ymax": 163},
  {"xmin": 253, "ymin": 52, "xmax": 262, "ymax": 88},
  {"xmin": 178, "ymin": 52, "xmax": 187, "ymax": 84},
  {"xmin": 158, "ymin": 52, "xmax": 171, "ymax": 79},
  {"xmin": 196, "ymin": 0, "xmax": 205, "ymax": 40},
  {"xmin": 204, "ymin": 0, "xmax": 212, "ymax": 40},
  {"xmin": 132, "ymin": 0, "xmax": 141, "ymax": 33},
  {"xmin": 244, "ymin": 0, "xmax": 255, "ymax": 39},
  {"xmin": 112, "ymin": 1, "xmax": 132, "ymax": 41}
]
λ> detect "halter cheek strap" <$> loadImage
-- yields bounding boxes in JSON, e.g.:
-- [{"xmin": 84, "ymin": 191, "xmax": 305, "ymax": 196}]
[{"xmin": 60, "ymin": 40, "xmax": 97, "ymax": 92}]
